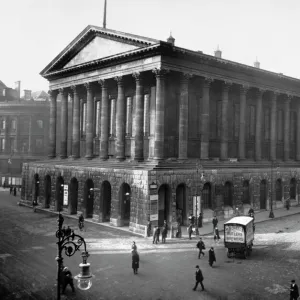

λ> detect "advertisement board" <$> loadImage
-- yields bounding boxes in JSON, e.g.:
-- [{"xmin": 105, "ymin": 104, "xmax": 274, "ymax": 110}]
[
  {"xmin": 224, "ymin": 225, "xmax": 245, "ymax": 243},
  {"xmin": 63, "ymin": 185, "xmax": 68, "ymax": 206},
  {"xmin": 150, "ymin": 194, "xmax": 158, "ymax": 221},
  {"xmin": 193, "ymin": 196, "xmax": 201, "ymax": 216}
]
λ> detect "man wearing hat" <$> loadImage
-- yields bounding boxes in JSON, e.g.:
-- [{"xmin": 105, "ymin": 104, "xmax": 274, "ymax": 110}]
[
  {"xmin": 290, "ymin": 279, "xmax": 299, "ymax": 300},
  {"xmin": 192, "ymin": 265, "xmax": 204, "ymax": 291},
  {"xmin": 61, "ymin": 266, "xmax": 75, "ymax": 294}
]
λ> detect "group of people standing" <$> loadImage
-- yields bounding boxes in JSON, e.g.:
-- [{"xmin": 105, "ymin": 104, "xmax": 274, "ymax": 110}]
[
  {"xmin": 152, "ymin": 220, "xmax": 168, "ymax": 244},
  {"xmin": 9, "ymin": 186, "xmax": 17, "ymax": 196}
]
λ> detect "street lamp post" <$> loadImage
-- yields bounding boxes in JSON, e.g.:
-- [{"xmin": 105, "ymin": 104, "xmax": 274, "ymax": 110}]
[
  {"xmin": 195, "ymin": 160, "xmax": 204, "ymax": 236},
  {"xmin": 56, "ymin": 212, "xmax": 93, "ymax": 300}
]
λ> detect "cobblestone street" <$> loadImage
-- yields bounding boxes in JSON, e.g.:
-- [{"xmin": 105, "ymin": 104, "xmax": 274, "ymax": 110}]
[{"xmin": 1, "ymin": 192, "xmax": 300, "ymax": 300}]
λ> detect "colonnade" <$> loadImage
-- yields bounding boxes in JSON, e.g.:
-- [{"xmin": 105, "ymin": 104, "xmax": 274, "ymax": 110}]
[{"xmin": 48, "ymin": 69, "xmax": 299, "ymax": 161}]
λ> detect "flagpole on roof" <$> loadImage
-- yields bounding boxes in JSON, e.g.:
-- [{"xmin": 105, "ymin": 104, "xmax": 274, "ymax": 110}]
[{"xmin": 103, "ymin": 0, "xmax": 107, "ymax": 29}]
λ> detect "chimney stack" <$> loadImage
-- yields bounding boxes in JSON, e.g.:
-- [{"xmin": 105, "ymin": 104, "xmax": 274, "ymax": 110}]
[
  {"xmin": 214, "ymin": 45, "xmax": 222, "ymax": 58},
  {"xmin": 167, "ymin": 32, "xmax": 175, "ymax": 46},
  {"xmin": 254, "ymin": 57, "xmax": 260, "ymax": 68}
]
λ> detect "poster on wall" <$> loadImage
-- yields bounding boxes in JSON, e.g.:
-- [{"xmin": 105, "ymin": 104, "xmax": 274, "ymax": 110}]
[
  {"xmin": 63, "ymin": 185, "xmax": 68, "ymax": 205},
  {"xmin": 150, "ymin": 194, "xmax": 158, "ymax": 221},
  {"xmin": 193, "ymin": 196, "xmax": 201, "ymax": 216}
]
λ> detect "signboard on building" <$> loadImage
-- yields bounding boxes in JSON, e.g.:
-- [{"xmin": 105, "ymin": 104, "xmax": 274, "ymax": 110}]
[
  {"xmin": 63, "ymin": 185, "xmax": 68, "ymax": 205},
  {"xmin": 150, "ymin": 194, "xmax": 158, "ymax": 221},
  {"xmin": 224, "ymin": 225, "xmax": 245, "ymax": 243},
  {"xmin": 193, "ymin": 196, "xmax": 201, "ymax": 216}
]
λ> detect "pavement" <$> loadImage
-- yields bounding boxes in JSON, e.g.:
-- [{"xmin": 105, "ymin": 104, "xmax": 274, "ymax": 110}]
[{"xmin": 18, "ymin": 190, "xmax": 300, "ymax": 238}]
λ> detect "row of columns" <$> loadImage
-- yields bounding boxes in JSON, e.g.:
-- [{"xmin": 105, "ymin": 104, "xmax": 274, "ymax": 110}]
[{"xmin": 49, "ymin": 70, "xmax": 298, "ymax": 161}]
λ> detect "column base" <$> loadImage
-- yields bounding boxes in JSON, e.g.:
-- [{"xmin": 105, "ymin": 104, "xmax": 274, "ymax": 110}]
[
  {"xmin": 71, "ymin": 155, "xmax": 80, "ymax": 159},
  {"xmin": 60, "ymin": 155, "xmax": 67, "ymax": 159},
  {"xmin": 116, "ymin": 156, "xmax": 126, "ymax": 161},
  {"xmin": 48, "ymin": 155, "xmax": 56, "ymax": 159},
  {"xmin": 85, "ymin": 155, "xmax": 93, "ymax": 160}
]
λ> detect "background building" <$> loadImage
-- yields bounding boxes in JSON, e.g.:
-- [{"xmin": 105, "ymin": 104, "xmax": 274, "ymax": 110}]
[{"xmin": 21, "ymin": 25, "xmax": 300, "ymax": 234}]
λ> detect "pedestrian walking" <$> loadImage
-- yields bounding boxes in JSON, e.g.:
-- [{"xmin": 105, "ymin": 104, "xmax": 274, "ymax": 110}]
[
  {"xmin": 147, "ymin": 220, "xmax": 152, "ymax": 237},
  {"xmin": 78, "ymin": 213, "xmax": 84, "ymax": 231},
  {"xmin": 65, "ymin": 226, "xmax": 72, "ymax": 236},
  {"xmin": 132, "ymin": 250, "xmax": 139, "ymax": 274},
  {"xmin": 161, "ymin": 225, "xmax": 167, "ymax": 243},
  {"xmin": 196, "ymin": 237, "xmax": 205, "ymax": 259},
  {"xmin": 290, "ymin": 279, "xmax": 299, "ymax": 300},
  {"xmin": 13, "ymin": 187, "xmax": 16, "ymax": 196},
  {"xmin": 212, "ymin": 216, "xmax": 218, "ymax": 233},
  {"xmin": 188, "ymin": 214, "xmax": 195, "ymax": 225},
  {"xmin": 132, "ymin": 241, "xmax": 137, "ymax": 251},
  {"xmin": 208, "ymin": 247, "xmax": 216, "ymax": 267},
  {"xmin": 10, "ymin": 186, "xmax": 13, "ymax": 195},
  {"xmin": 198, "ymin": 213, "xmax": 203, "ymax": 228},
  {"xmin": 153, "ymin": 226, "xmax": 159, "ymax": 244},
  {"xmin": 176, "ymin": 221, "xmax": 182, "ymax": 238},
  {"xmin": 214, "ymin": 227, "xmax": 220, "ymax": 242},
  {"xmin": 192, "ymin": 265, "xmax": 204, "ymax": 291},
  {"xmin": 61, "ymin": 267, "xmax": 75, "ymax": 294},
  {"xmin": 188, "ymin": 223, "xmax": 193, "ymax": 240}
]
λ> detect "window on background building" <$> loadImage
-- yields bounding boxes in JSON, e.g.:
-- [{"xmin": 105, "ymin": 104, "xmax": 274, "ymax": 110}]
[
  {"xmin": 0, "ymin": 138, "xmax": 5, "ymax": 152},
  {"xmin": 10, "ymin": 139, "xmax": 15, "ymax": 152},
  {"xmin": 11, "ymin": 119, "xmax": 16, "ymax": 131},
  {"xmin": 277, "ymin": 110, "xmax": 283, "ymax": 141},
  {"xmin": 37, "ymin": 120, "xmax": 43, "ymax": 129},
  {"xmin": 1, "ymin": 119, "xmax": 6, "ymax": 130},
  {"xmin": 35, "ymin": 138, "xmax": 43, "ymax": 149}
]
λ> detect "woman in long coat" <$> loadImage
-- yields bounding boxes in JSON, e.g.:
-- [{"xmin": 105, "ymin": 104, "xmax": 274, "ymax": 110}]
[
  {"xmin": 132, "ymin": 250, "xmax": 139, "ymax": 274},
  {"xmin": 208, "ymin": 247, "xmax": 216, "ymax": 267}
]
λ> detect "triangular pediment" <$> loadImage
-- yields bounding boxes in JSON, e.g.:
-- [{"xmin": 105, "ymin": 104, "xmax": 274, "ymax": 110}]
[
  {"xmin": 64, "ymin": 36, "xmax": 139, "ymax": 69},
  {"xmin": 41, "ymin": 25, "xmax": 159, "ymax": 77}
]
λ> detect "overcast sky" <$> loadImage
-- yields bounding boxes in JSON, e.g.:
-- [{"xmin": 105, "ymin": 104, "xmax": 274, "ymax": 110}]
[{"xmin": 1, "ymin": 0, "xmax": 300, "ymax": 93}]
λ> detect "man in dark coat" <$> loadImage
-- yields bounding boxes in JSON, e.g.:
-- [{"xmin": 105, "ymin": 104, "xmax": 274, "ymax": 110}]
[
  {"xmin": 198, "ymin": 213, "xmax": 203, "ymax": 228},
  {"xmin": 161, "ymin": 225, "xmax": 167, "ymax": 243},
  {"xmin": 209, "ymin": 247, "xmax": 216, "ymax": 267},
  {"xmin": 188, "ymin": 223, "xmax": 193, "ymax": 240},
  {"xmin": 290, "ymin": 279, "xmax": 299, "ymax": 300},
  {"xmin": 61, "ymin": 267, "xmax": 75, "ymax": 294},
  {"xmin": 212, "ymin": 216, "xmax": 218, "ymax": 233},
  {"xmin": 196, "ymin": 237, "xmax": 205, "ymax": 259},
  {"xmin": 13, "ymin": 187, "xmax": 16, "ymax": 196},
  {"xmin": 147, "ymin": 220, "xmax": 152, "ymax": 237},
  {"xmin": 192, "ymin": 265, "xmax": 204, "ymax": 291},
  {"xmin": 214, "ymin": 226, "xmax": 220, "ymax": 242},
  {"xmin": 132, "ymin": 250, "xmax": 139, "ymax": 274}
]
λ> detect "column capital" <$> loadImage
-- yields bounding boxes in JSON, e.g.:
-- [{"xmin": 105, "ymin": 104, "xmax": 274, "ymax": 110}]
[
  {"xmin": 98, "ymin": 79, "xmax": 107, "ymax": 88},
  {"xmin": 256, "ymin": 88, "xmax": 266, "ymax": 98},
  {"xmin": 114, "ymin": 76, "xmax": 123, "ymax": 85},
  {"xmin": 180, "ymin": 73, "xmax": 193, "ymax": 82},
  {"xmin": 203, "ymin": 77, "xmax": 214, "ymax": 87},
  {"xmin": 132, "ymin": 72, "xmax": 143, "ymax": 82},
  {"xmin": 222, "ymin": 80, "xmax": 232, "ymax": 91},
  {"xmin": 152, "ymin": 68, "xmax": 169, "ymax": 77},
  {"xmin": 84, "ymin": 82, "xmax": 92, "ymax": 91},
  {"xmin": 58, "ymin": 88, "xmax": 67, "ymax": 95},
  {"xmin": 285, "ymin": 94, "xmax": 293, "ymax": 104},
  {"xmin": 240, "ymin": 84, "xmax": 250, "ymax": 95},
  {"xmin": 48, "ymin": 89, "xmax": 58, "ymax": 98},
  {"xmin": 70, "ymin": 85, "xmax": 78, "ymax": 95}
]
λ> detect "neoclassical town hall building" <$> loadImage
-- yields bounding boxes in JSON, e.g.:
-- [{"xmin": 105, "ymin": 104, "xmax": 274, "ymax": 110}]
[{"xmin": 21, "ymin": 25, "xmax": 300, "ymax": 234}]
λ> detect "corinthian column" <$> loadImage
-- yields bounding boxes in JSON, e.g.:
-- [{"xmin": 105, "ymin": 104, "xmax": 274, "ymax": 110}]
[
  {"xmin": 71, "ymin": 86, "xmax": 80, "ymax": 158},
  {"xmin": 99, "ymin": 79, "xmax": 109, "ymax": 159},
  {"xmin": 115, "ymin": 76, "xmax": 125, "ymax": 160},
  {"xmin": 133, "ymin": 72, "xmax": 144, "ymax": 161},
  {"xmin": 178, "ymin": 73, "xmax": 192, "ymax": 159},
  {"xmin": 270, "ymin": 92, "xmax": 278, "ymax": 161},
  {"xmin": 200, "ymin": 78, "xmax": 213, "ymax": 159},
  {"xmin": 60, "ymin": 88, "xmax": 68, "ymax": 159},
  {"xmin": 238, "ymin": 85, "xmax": 249, "ymax": 160},
  {"xmin": 296, "ymin": 102, "xmax": 300, "ymax": 161},
  {"xmin": 48, "ymin": 90, "xmax": 58, "ymax": 158},
  {"xmin": 284, "ymin": 95, "xmax": 292, "ymax": 161},
  {"xmin": 85, "ymin": 82, "xmax": 94, "ymax": 159},
  {"xmin": 255, "ymin": 89, "xmax": 264, "ymax": 161},
  {"xmin": 153, "ymin": 68, "xmax": 167, "ymax": 160},
  {"xmin": 220, "ymin": 81, "xmax": 232, "ymax": 160}
]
